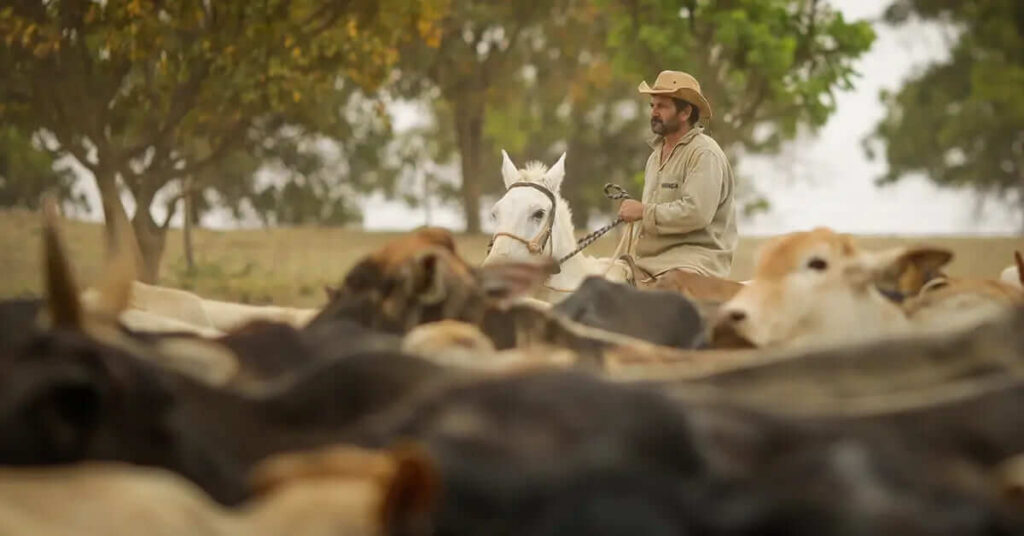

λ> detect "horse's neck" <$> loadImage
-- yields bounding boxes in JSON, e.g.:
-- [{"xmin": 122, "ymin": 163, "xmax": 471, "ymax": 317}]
[{"xmin": 546, "ymin": 200, "xmax": 595, "ymax": 291}]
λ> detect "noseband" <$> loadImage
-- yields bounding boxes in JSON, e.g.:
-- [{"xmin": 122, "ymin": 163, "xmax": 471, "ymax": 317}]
[{"xmin": 487, "ymin": 182, "xmax": 558, "ymax": 257}]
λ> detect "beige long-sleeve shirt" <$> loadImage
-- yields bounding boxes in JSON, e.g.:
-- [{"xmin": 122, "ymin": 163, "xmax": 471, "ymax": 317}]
[{"xmin": 634, "ymin": 126, "xmax": 737, "ymax": 278}]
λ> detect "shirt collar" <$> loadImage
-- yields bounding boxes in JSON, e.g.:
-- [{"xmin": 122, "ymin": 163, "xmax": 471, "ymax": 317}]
[{"xmin": 647, "ymin": 125, "xmax": 703, "ymax": 150}]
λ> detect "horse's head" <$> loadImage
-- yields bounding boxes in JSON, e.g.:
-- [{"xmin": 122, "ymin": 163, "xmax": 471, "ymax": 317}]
[{"xmin": 483, "ymin": 150, "xmax": 573, "ymax": 266}]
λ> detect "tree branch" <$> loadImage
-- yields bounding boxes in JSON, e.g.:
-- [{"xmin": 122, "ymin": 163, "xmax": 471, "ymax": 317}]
[
  {"xmin": 121, "ymin": 62, "xmax": 212, "ymax": 161},
  {"xmin": 160, "ymin": 189, "xmax": 187, "ymax": 229}
]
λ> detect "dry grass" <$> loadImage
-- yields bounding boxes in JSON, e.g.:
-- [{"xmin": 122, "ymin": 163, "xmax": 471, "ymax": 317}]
[{"xmin": 0, "ymin": 208, "xmax": 1019, "ymax": 307}]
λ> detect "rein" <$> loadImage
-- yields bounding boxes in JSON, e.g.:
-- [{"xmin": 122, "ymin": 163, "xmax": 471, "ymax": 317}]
[{"xmin": 556, "ymin": 183, "xmax": 632, "ymax": 265}]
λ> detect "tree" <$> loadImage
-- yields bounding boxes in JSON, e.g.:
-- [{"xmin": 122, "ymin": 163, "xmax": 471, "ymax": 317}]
[
  {"xmin": 483, "ymin": 2, "xmax": 648, "ymax": 226},
  {"xmin": 395, "ymin": 1, "xmax": 874, "ymax": 232},
  {"xmin": 484, "ymin": 0, "xmax": 876, "ymax": 227},
  {"xmin": 0, "ymin": 0, "xmax": 446, "ymax": 281},
  {"xmin": 867, "ymin": 0, "xmax": 1024, "ymax": 219},
  {"xmin": 601, "ymin": 0, "xmax": 875, "ymax": 157},
  {"xmin": 392, "ymin": 1, "xmax": 564, "ymax": 233},
  {"xmin": 0, "ymin": 125, "xmax": 82, "ymax": 209},
  {"xmin": 197, "ymin": 87, "xmax": 401, "ymax": 227}
]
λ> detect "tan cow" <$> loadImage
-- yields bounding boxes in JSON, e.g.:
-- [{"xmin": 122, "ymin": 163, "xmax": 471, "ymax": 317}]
[
  {"xmin": 903, "ymin": 277, "xmax": 1024, "ymax": 334},
  {"xmin": 0, "ymin": 445, "xmax": 414, "ymax": 536},
  {"xmin": 401, "ymin": 320, "xmax": 576, "ymax": 371},
  {"xmin": 711, "ymin": 228, "xmax": 952, "ymax": 349}
]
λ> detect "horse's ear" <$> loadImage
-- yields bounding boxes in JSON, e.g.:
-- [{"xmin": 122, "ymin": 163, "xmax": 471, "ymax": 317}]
[
  {"xmin": 542, "ymin": 152, "xmax": 566, "ymax": 193},
  {"xmin": 501, "ymin": 150, "xmax": 519, "ymax": 189}
]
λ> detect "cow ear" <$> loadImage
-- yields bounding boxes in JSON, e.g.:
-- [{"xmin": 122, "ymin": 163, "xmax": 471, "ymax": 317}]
[
  {"xmin": 872, "ymin": 247, "xmax": 953, "ymax": 302},
  {"xmin": 381, "ymin": 444, "xmax": 438, "ymax": 536},
  {"xmin": 323, "ymin": 285, "xmax": 340, "ymax": 302},
  {"xmin": 416, "ymin": 227, "xmax": 457, "ymax": 254},
  {"xmin": 478, "ymin": 259, "xmax": 556, "ymax": 302},
  {"xmin": 14, "ymin": 374, "xmax": 102, "ymax": 461},
  {"xmin": 541, "ymin": 152, "xmax": 566, "ymax": 193},
  {"xmin": 501, "ymin": 149, "xmax": 519, "ymax": 189},
  {"xmin": 409, "ymin": 250, "xmax": 447, "ymax": 306},
  {"xmin": 41, "ymin": 196, "xmax": 83, "ymax": 330}
]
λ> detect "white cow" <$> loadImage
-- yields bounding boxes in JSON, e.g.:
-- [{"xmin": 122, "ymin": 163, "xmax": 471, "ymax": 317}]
[
  {"xmin": 713, "ymin": 227, "xmax": 1024, "ymax": 350},
  {"xmin": 128, "ymin": 281, "xmax": 317, "ymax": 332},
  {"xmin": 712, "ymin": 228, "xmax": 954, "ymax": 349}
]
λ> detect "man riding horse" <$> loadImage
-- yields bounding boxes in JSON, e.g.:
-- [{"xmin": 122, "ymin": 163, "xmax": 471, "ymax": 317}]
[{"xmin": 618, "ymin": 70, "xmax": 737, "ymax": 282}]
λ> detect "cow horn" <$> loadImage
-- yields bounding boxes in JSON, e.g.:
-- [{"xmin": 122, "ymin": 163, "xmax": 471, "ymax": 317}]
[
  {"xmin": 41, "ymin": 195, "xmax": 83, "ymax": 329},
  {"xmin": 88, "ymin": 201, "xmax": 139, "ymax": 320}
]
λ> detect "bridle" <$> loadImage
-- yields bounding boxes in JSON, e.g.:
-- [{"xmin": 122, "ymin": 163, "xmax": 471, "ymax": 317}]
[{"xmin": 487, "ymin": 181, "xmax": 558, "ymax": 257}]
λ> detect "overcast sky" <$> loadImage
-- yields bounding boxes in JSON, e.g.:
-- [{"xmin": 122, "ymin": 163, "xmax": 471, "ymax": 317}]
[{"xmin": 70, "ymin": 0, "xmax": 1021, "ymax": 236}]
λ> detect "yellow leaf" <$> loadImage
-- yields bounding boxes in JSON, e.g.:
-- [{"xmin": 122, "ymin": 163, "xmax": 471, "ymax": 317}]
[{"xmin": 292, "ymin": 90, "xmax": 301, "ymax": 103}]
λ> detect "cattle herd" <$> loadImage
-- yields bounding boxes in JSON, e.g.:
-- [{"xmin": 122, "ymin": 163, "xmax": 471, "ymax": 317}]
[{"xmin": 1, "ymin": 201, "xmax": 1024, "ymax": 535}]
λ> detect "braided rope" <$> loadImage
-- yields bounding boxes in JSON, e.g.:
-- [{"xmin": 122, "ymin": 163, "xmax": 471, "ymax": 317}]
[{"xmin": 556, "ymin": 183, "xmax": 632, "ymax": 265}]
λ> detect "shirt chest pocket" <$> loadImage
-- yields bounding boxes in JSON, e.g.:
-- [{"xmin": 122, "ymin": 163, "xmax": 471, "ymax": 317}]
[{"xmin": 655, "ymin": 180, "xmax": 682, "ymax": 203}]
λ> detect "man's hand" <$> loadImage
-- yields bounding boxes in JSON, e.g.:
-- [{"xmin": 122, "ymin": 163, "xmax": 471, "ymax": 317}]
[{"xmin": 618, "ymin": 199, "xmax": 644, "ymax": 222}]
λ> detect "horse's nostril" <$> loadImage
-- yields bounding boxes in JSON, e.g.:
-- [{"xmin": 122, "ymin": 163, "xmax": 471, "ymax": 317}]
[{"xmin": 728, "ymin": 310, "xmax": 747, "ymax": 323}]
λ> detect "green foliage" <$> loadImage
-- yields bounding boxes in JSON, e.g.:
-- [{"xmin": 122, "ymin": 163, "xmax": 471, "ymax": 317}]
[
  {"xmin": 0, "ymin": 125, "xmax": 83, "ymax": 209},
  {"xmin": 390, "ymin": 0, "xmax": 566, "ymax": 231},
  {"xmin": 0, "ymin": 0, "xmax": 447, "ymax": 223},
  {"xmin": 0, "ymin": 0, "xmax": 447, "ymax": 280},
  {"xmin": 600, "ymin": 0, "xmax": 875, "ymax": 152},
  {"xmin": 471, "ymin": 0, "xmax": 875, "ymax": 226},
  {"xmin": 868, "ymin": 0, "xmax": 1024, "ymax": 213}
]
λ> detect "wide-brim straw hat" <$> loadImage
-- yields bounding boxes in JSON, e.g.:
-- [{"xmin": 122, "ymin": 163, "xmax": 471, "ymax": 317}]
[{"xmin": 638, "ymin": 70, "xmax": 712, "ymax": 121}]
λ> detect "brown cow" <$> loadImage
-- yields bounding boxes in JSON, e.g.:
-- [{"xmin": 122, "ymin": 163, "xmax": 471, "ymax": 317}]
[{"xmin": 309, "ymin": 227, "xmax": 553, "ymax": 334}]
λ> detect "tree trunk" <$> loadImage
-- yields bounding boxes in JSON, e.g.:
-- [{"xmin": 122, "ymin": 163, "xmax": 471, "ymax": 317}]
[
  {"xmin": 183, "ymin": 179, "xmax": 196, "ymax": 275},
  {"xmin": 132, "ymin": 212, "xmax": 167, "ymax": 284},
  {"xmin": 129, "ymin": 183, "xmax": 167, "ymax": 284},
  {"xmin": 94, "ymin": 168, "xmax": 131, "ymax": 252},
  {"xmin": 95, "ymin": 169, "xmax": 166, "ymax": 283},
  {"xmin": 453, "ymin": 96, "xmax": 486, "ymax": 234}
]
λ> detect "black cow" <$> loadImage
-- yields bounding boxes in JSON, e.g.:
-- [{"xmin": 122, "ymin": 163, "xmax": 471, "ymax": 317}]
[
  {"xmin": 0, "ymin": 298, "xmax": 42, "ymax": 354},
  {"xmin": 553, "ymin": 276, "xmax": 705, "ymax": 349},
  {"xmin": 358, "ymin": 369, "xmax": 1023, "ymax": 536},
  {"xmin": 0, "ymin": 324, "xmax": 452, "ymax": 505}
]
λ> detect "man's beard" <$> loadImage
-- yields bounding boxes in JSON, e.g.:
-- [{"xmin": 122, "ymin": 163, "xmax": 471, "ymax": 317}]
[{"xmin": 651, "ymin": 118, "xmax": 680, "ymax": 135}]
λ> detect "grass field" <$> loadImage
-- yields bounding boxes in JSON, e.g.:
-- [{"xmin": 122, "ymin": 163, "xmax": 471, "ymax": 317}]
[{"xmin": 0, "ymin": 208, "xmax": 1019, "ymax": 308}]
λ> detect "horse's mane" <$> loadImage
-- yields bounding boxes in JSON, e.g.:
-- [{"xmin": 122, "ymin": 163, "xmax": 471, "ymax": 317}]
[{"xmin": 518, "ymin": 161, "xmax": 550, "ymax": 183}]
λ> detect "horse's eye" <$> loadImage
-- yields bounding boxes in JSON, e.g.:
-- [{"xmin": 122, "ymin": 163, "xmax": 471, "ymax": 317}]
[
  {"xmin": 806, "ymin": 257, "xmax": 828, "ymax": 271},
  {"xmin": 531, "ymin": 209, "xmax": 545, "ymax": 220}
]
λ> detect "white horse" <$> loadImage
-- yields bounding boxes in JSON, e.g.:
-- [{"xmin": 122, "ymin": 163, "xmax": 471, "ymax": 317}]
[{"xmin": 482, "ymin": 150, "xmax": 630, "ymax": 303}]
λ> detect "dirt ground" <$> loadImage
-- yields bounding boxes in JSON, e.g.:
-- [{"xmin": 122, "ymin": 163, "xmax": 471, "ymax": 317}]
[{"xmin": 0, "ymin": 208, "xmax": 1019, "ymax": 307}]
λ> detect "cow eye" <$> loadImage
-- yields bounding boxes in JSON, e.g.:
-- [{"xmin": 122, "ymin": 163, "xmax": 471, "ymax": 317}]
[
  {"xmin": 531, "ymin": 209, "xmax": 545, "ymax": 220},
  {"xmin": 807, "ymin": 257, "xmax": 828, "ymax": 271}
]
